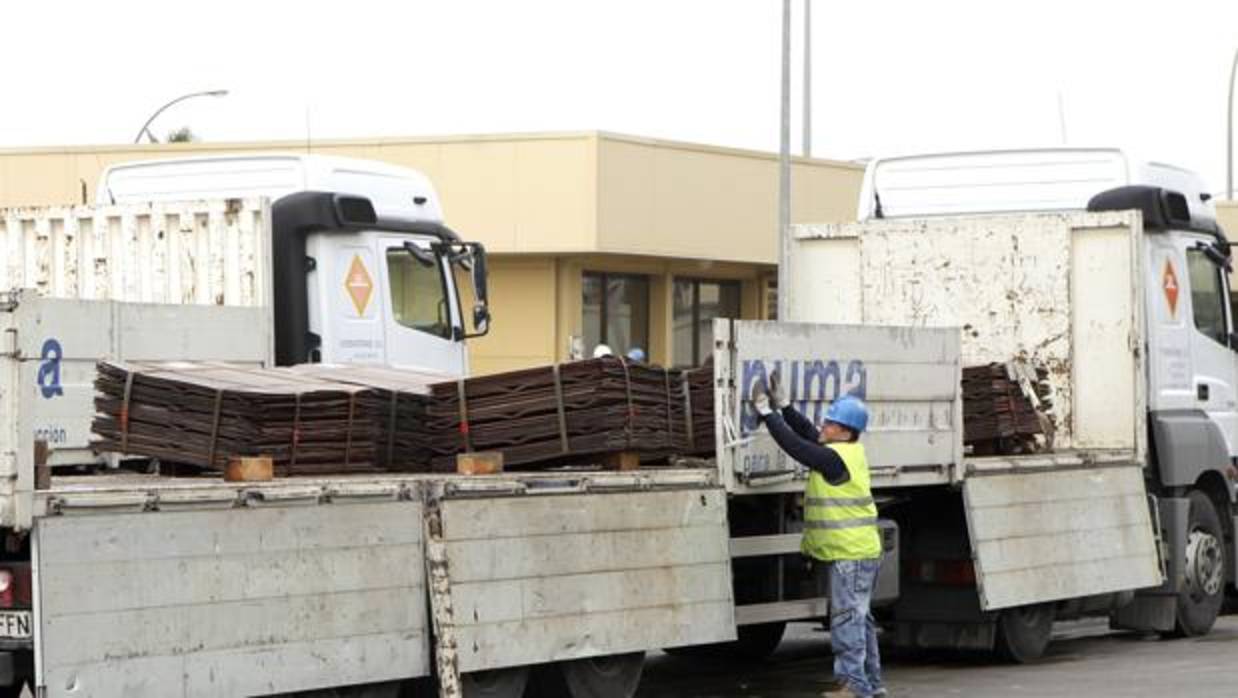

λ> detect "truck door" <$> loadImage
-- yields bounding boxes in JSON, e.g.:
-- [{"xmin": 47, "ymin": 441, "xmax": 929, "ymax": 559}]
[
  {"xmin": 1177, "ymin": 235, "xmax": 1238, "ymax": 454},
  {"xmin": 375, "ymin": 236, "xmax": 467, "ymax": 376},
  {"xmin": 315, "ymin": 238, "xmax": 387, "ymax": 364}
]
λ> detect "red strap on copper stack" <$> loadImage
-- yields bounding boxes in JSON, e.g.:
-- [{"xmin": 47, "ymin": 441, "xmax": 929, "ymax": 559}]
[{"xmin": 456, "ymin": 379, "xmax": 473, "ymax": 452}]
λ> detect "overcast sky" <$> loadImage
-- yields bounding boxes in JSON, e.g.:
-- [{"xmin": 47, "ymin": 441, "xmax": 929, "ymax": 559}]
[{"xmin": 4, "ymin": 1, "xmax": 1238, "ymax": 195}]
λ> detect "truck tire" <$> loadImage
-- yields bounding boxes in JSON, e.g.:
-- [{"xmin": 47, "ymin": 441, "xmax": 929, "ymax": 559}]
[
  {"xmin": 994, "ymin": 603, "xmax": 1053, "ymax": 663},
  {"xmin": 1174, "ymin": 491, "xmax": 1226, "ymax": 637},
  {"xmin": 559, "ymin": 652, "xmax": 645, "ymax": 698},
  {"xmin": 0, "ymin": 681, "xmax": 26, "ymax": 698},
  {"xmin": 460, "ymin": 667, "xmax": 530, "ymax": 698}
]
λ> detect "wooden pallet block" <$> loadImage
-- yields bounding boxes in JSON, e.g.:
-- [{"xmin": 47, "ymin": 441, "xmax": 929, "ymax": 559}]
[
  {"xmin": 457, "ymin": 451, "xmax": 504, "ymax": 475},
  {"xmin": 600, "ymin": 451, "xmax": 641, "ymax": 471},
  {"xmin": 225, "ymin": 455, "xmax": 274, "ymax": 482},
  {"xmin": 34, "ymin": 440, "xmax": 50, "ymax": 491}
]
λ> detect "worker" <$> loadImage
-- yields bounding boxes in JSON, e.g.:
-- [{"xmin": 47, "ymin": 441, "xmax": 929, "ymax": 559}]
[
  {"xmin": 626, "ymin": 347, "xmax": 646, "ymax": 363},
  {"xmin": 592, "ymin": 343, "xmax": 614, "ymax": 359},
  {"xmin": 751, "ymin": 373, "xmax": 884, "ymax": 698}
]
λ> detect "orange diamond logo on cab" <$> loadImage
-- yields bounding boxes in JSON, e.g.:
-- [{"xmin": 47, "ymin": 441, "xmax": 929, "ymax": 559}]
[
  {"xmin": 345, "ymin": 255, "xmax": 374, "ymax": 316},
  {"xmin": 1163, "ymin": 260, "xmax": 1179, "ymax": 317}
]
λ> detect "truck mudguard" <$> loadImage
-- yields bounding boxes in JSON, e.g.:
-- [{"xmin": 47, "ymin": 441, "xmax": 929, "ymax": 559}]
[{"xmin": 1149, "ymin": 410, "xmax": 1233, "ymax": 498}]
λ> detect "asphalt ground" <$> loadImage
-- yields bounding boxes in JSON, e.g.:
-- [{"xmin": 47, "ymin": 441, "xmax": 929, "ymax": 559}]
[{"xmin": 637, "ymin": 615, "xmax": 1238, "ymax": 698}]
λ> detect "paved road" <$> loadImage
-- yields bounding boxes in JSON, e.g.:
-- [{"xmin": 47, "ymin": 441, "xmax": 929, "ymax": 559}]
[{"xmin": 638, "ymin": 616, "xmax": 1238, "ymax": 697}]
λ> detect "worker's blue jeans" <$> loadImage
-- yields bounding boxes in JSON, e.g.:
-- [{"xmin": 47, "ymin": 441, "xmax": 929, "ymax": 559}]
[{"xmin": 828, "ymin": 558, "xmax": 883, "ymax": 696}]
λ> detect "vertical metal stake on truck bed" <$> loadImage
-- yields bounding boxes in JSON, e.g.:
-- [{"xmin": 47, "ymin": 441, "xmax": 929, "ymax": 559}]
[{"xmin": 424, "ymin": 498, "xmax": 463, "ymax": 698}]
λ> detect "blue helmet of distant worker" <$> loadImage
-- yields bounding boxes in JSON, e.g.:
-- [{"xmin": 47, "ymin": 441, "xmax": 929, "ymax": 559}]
[
  {"xmin": 825, "ymin": 395, "xmax": 869, "ymax": 434},
  {"xmin": 626, "ymin": 347, "xmax": 646, "ymax": 363}
]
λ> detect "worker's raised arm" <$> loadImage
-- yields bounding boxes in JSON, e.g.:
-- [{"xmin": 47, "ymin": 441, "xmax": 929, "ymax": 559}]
[
  {"xmin": 779, "ymin": 404, "xmax": 821, "ymax": 442},
  {"xmin": 761, "ymin": 411, "xmax": 850, "ymax": 485}
]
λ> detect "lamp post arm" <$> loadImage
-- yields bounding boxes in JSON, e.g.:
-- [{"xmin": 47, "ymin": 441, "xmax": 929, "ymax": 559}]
[
  {"xmin": 133, "ymin": 90, "xmax": 226, "ymax": 144},
  {"xmin": 1228, "ymin": 48, "xmax": 1238, "ymax": 200}
]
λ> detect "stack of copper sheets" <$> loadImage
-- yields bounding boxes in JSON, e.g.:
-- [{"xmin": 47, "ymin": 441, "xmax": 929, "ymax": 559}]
[
  {"xmin": 424, "ymin": 357, "xmax": 698, "ymax": 471},
  {"xmin": 961, "ymin": 363, "xmax": 1046, "ymax": 455},
  {"xmin": 285, "ymin": 364, "xmax": 446, "ymax": 470},
  {"xmin": 92, "ymin": 357, "xmax": 719, "ymax": 476},
  {"xmin": 92, "ymin": 361, "xmax": 428, "ymax": 475},
  {"xmin": 675, "ymin": 360, "xmax": 716, "ymax": 455}
]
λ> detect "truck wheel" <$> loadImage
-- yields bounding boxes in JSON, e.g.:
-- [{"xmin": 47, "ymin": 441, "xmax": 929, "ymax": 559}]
[
  {"xmin": 559, "ymin": 652, "xmax": 645, "ymax": 698},
  {"xmin": 994, "ymin": 603, "xmax": 1053, "ymax": 663},
  {"xmin": 460, "ymin": 667, "xmax": 529, "ymax": 698},
  {"xmin": 1174, "ymin": 491, "xmax": 1226, "ymax": 637}
]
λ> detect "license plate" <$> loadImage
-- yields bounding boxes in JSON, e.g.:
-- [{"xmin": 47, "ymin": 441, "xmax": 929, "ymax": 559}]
[{"xmin": 0, "ymin": 611, "xmax": 31, "ymax": 639}]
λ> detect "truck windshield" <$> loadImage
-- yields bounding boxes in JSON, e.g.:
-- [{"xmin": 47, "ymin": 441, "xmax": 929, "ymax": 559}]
[{"xmin": 387, "ymin": 247, "xmax": 452, "ymax": 339}]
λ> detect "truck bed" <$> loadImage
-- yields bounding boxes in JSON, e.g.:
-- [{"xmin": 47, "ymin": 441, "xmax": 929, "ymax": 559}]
[
  {"xmin": 31, "ymin": 465, "xmax": 732, "ymax": 697},
  {"xmin": 37, "ymin": 466, "xmax": 716, "ymax": 514}
]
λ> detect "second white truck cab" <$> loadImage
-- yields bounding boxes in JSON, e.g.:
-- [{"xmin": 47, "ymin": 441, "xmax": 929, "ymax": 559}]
[
  {"xmin": 786, "ymin": 148, "xmax": 1236, "ymax": 646},
  {"xmin": 97, "ymin": 154, "xmax": 488, "ymax": 376},
  {"xmin": 857, "ymin": 148, "xmax": 1237, "ymax": 472},
  {"xmin": 856, "ymin": 147, "xmax": 1216, "ymax": 223}
]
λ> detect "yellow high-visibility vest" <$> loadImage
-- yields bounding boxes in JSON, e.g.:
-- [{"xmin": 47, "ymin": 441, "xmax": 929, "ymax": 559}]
[{"xmin": 801, "ymin": 442, "xmax": 881, "ymax": 561}]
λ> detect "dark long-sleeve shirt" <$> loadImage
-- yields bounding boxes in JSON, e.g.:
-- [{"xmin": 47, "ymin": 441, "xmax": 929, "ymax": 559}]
[{"xmin": 761, "ymin": 405, "xmax": 851, "ymax": 485}]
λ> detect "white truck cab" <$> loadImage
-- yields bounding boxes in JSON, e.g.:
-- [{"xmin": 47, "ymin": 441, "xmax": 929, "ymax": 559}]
[
  {"xmin": 99, "ymin": 153, "xmax": 444, "ymax": 221},
  {"xmin": 97, "ymin": 154, "xmax": 488, "ymax": 376}
]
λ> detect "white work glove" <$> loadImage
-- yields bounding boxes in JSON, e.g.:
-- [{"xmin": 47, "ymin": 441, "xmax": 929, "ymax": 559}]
[
  {"xmin": 751, "ymin": 379, "xmax": 774, "ymax": 417},
  {"xmin": 768, "ymin": 369, "xmax": 790, "ymax": 410}
]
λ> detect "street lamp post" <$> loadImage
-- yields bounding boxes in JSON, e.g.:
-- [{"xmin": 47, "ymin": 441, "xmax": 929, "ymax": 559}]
[
  {"xmin": 778, "ymin": 0, "xmax": 791, "ymax": 321},
  {"xmin": 133, "ymin": 90, "xmax": 229, "ymax": 144},
  {"xmin": 803, "ymin": 0, "xmax": 811, "ymax": 158}
]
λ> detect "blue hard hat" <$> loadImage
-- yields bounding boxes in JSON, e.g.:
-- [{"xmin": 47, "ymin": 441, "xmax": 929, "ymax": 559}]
[
  {"xmin": 626, "ymin": 347, "xmax": 646, "ymax": 363},
  {"xmin": 825, "ymin": 395, "xmax": 869, "ymax": 434}
]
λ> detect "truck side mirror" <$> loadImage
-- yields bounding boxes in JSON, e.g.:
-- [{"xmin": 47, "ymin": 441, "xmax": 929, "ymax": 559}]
[
  {"xmin": 466, "ymin": 242, "xmax": 491, "ymax": 338},
  {"xmin": 473, "ymin": 305, "xmax": 490, "ymax": 335}
]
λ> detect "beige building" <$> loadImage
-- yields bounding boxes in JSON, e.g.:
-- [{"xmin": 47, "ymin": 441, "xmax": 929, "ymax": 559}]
[
  {"xmin": 1221, "ymin": 200, "xmax": 1238, "ymax": 299},
  {"xmin": 0, "ymin": 132, "xmax": 864, "ymax": 374},
  {"xmin": 1221, "ymin": 200, "xmax": 1238, "ymax": 239}
]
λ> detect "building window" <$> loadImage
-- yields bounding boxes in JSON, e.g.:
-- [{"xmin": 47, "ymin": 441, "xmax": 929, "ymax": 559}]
[
  {"xmin": 582, "ymin": 272, "xmax": 650, "ymax": 357},
  {"xmin": 673, "ymin": 279, "xmax": 742, "ymax": 367}
]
